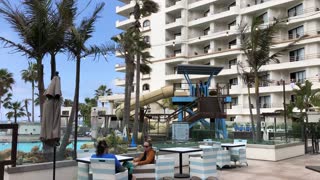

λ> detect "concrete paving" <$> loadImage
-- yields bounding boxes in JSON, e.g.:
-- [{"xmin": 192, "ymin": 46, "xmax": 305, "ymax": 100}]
[{"xmin": 175, "ymin": 154, "xmax": 320, "ymax": 180}]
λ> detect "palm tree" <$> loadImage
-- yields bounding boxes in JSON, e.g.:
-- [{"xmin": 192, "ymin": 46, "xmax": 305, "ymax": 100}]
[
  {"xmin": 94, "ymin": 85, "xmax": 112, "ymax": 107},
  {"xmin": 23, "ymin": 99, "xmax": 31, "ymax": 122},
  {"xmin": 59, "ymin": 2, "xmax": 114, "ymax": 159},
  {"xmin": 112, "ymin": 29, "xmax": 138, "ymax": 130},
  {"xmin": 46, "ymin": 0, "xmax": 76, "ymax": 79},
  {"xmin": 79, "ymin": 97, "xmax": 97, "ymax": 127},
  {"xmin": 63, "ymin": 98, "xmax": 73, "ymax": 107},
  {"xmin": 132, "ymin": 0, "xmax": 158, "ymax": 144},
  {"xmin": 0, "ymin": 68, "xmax": 15, "ymax": 119},
  {"xmin": 287, "ymin": 80, "xmax": 320, "ymax": 152},
  {"xmin": 4, "ymin": 101, "xmax": 26, "ymax": 123},
  {"xmin": 21, "ymin": 62, "xmax": 38, "ymax": 122},
  {"xmin": 0, "ymin": 0, "xmax": 50, "ymax": 118},
  {"xmin": 239, "ymin": 17, "xmax": 305, "ymax": 142}
]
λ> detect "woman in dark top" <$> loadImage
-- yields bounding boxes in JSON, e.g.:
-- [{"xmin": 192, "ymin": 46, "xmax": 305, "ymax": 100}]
[{"xmin": 91, "ymin": 140, "xmax": 125, "ymax": 173}]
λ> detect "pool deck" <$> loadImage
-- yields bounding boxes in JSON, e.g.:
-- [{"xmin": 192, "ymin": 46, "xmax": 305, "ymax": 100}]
[{"xmin": 178, "ymin": 154, "xmax": 320, "ymax": 180}]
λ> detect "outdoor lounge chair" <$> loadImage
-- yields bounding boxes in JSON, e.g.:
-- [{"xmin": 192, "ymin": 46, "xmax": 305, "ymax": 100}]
[
  {"xmin": 78, "ymin": 149, "xmax": 96, "ymax": 158},
  {"xmin": 90, "ymin": 158, "xmax": 128, "ymax": 180},
  {"xmin": 189, "ymin": 147, "xmax": 218, "ymax": 180}
]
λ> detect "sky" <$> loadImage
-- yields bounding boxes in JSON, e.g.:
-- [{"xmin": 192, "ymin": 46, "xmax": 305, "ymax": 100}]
[{"xmin": 0, "ymin": 0, "xmax": 125, "ymax": 121}]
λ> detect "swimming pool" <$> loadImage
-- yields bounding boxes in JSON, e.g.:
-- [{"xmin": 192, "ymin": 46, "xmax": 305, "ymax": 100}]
[{"xmin": 0, "ymin": 140, "xmax": 93, "ymax": 152}]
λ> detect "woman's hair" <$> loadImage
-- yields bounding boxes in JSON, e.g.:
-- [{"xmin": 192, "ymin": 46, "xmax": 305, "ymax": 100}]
[
  {"xmin": 96, "ymin": 140, "xmax": 108, "ymax": 156},
  {"xmin": 145, "ymin": 141, "xmax": 152, "ymax": 147}
]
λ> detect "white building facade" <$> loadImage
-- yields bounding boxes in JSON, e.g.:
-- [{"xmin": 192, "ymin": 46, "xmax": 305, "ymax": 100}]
[{"xmin": 112, "ymin": 0, "xmax": 320, "ymax": 124}]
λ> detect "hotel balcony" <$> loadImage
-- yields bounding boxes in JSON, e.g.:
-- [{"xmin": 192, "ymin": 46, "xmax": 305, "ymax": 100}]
[
  {"xmin": 116, "ymin": 15, "xmax": 134, "ymax": 30},
  {"xmin": 115, "ymin": 63, "xmax": 125, "ymax": 73},
  {"xmin": 228, "ymin": 103, "xmax": 284, "ymax": 115},
  {"xmin": 188, "ymin": 0, "xmax": 217, "ymax": 10},
  {"xmin": 166, "ymin": 17, "xmax": 184, "ymax": 30},
  {"xmin": 189, "ymin": 6, "xmax": 239, "ymax": 27},
  {"xmin": 141, "ymin": 74, "xmax": 151, "ymax": 80},
  {"xmin": 241, "ymin": 0, "xmax": 296, "ymax": 14},
  {"xmin": 263, "ymin": 54, "xmax": 320, "ymax": 71},
  {"xmin": 166, "ymin": 0, "xmax": 185, "ymax": 13},
  {"xmin": 114, "ymin": 78, "xmax": 125, "ymax": 86},
  {"xmin": 285, "ymin": 8, "xmax": 320, "ymax": 25},
  {"xmin": 116, "ymin": 0, "xmax": 135, "ymax": 17}
]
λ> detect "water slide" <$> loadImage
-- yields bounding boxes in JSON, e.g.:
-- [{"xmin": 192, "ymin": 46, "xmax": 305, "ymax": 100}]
[{"xmin": 115, "ymin": 86, "xmax": 174, "ymax": 119}]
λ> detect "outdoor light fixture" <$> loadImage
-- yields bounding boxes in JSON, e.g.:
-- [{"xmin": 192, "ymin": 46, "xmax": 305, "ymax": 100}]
[{"xmin": 172, "ymin": 41, "xmax": 175, "ymax": 47}]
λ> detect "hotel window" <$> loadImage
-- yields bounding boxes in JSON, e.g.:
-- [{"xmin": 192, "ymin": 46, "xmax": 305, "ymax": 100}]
[
  {"xmin": 228, "ymin": 39, "xmax": 236, "ymax": 49},
  {"xmin": 228, "ymin": 20, "xmax": 236, "ymax": 30},
  {"xmin": 257, "ymin": 12, "xmax": 268, "ymax": 24},
  {"xmin": 230, "ymin": 117, "xmax": 236, "ymax": 121},
  {"xmin": 204, "ymin": 9, "xmax": 210, "ymax": 17},
  {"xmin": 259, "ymin": 73, "xmax": 270, "ymax": 87},
  {"xmin": 289, "ymin": 48, "xmax": 304, "ymax": 62},
  {"xmin": 288, "ymin": 26, "xmax": 304, "ymax": 39},
  {"xmin": 259, "ymin": 96, "xmax": 271, "ymax": 108},
  {"xmin": 229, "ymin": 77, "xmax": 238, "ymax": 86},
  {"xmin": 228, "ymin": 2, "xmax": 236, "ymax": 10},
  {"xmin": 174, "ymin": 49, "xmax": 181, "ymax": 56},
  {"xmin": 142, "ymin": 84, "xmax": 150, "ymax": 91},
  {"xmin": 228, "ymin": 59, "xmax": 237, "ymax": 68},
  {"xmin": 204, "ymin": 45, "xmax": 210, "ymax": 53},
  {"xmin": 204, "ymin": 27, "xmax": 210, "ymax": 35},
  {"xmin": 143, "ymin": 36, "xmax": 150, "ymax": 44},
  {"xmin": 231, "ymin": 97, "xmax": 238, "ymax": 106},
  {"xmin": 290, "ymin": 70, "xmax": 306, "ymax": 83},
  {"xmin": 131, "ymin": 86, "xmax": 134, "ymax": 92},
  {"xmin": 288, "ymin": 4, "xmax": 303, "ymax": 17},
  {"xmin": 143, "ymin": 20, "xmax": 150, "ymax": 27},
  {"xmin": 174, "ymin": 32, "xmax": 181, "ymax": 39}
]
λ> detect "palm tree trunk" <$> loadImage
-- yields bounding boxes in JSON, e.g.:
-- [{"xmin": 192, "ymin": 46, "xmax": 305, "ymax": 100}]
[
  {"xmin": 50, "ymin": 52, "xmax": 56, "ymax": 80},
  {"xmin": 255, "ymin": 75, "xmax": 262, "ymax": 142},
  {"xmin": 247, "ymin": 85, "xmax": 256, "ymax": 142},
  {"xmin": 37, "ymin": 59, "xmax": 45, "ymax": 121},
  {"xmin": 25, "ymin": 100, "xmax": 30, "ymax": 122},
  {"xmin": 58, "ymin": 56, "xmax": 81, "ymax": 160},
  {"xmin": 32, "ymin": 81, "xmax": 35, "ymax": 122},
  {"xmin": 133, "ymin": 54, "xmax": 141, "ymax": 144},
  {"xmin": 123, "ymin": 58, "xmax": 134, "ymax": 130}
]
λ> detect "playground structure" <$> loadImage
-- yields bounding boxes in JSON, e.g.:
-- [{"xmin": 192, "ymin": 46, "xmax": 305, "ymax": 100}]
[{"xmin": 111, "ymin": 64, "xmax": 230, "ymax": 140}]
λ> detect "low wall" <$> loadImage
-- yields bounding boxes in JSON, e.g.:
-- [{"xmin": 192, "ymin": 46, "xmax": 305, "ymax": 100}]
[
  {"xmin": 247, "ymin": 142, "xmax": 304, "ymax": 161},
  {"xmin": 4, "ymin": 160, "xmax": 77, "ymax": 180}
]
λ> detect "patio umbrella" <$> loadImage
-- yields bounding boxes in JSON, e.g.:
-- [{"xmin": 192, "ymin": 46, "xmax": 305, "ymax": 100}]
[{"xmin": 40, "ymin": 74, "xmax": 62, "ymax": 180}]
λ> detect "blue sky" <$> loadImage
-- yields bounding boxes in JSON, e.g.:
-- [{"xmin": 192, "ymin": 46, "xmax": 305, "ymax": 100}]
[{"xmin": 0, "ymin": 0, "xmax": 125, "ymax": 121}]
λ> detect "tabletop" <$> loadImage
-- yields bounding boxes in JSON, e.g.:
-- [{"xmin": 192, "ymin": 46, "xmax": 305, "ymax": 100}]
[
  {"xmin": 221, "ymin": 143, "xmax": 246, "ymax": 148},
  {"xmin": 159, "ymin": 147, "xmax": 202, "ymax": 153},
  {"xmin": 76, "ymin": 155, "xmax": 134, "ymax": 164}
]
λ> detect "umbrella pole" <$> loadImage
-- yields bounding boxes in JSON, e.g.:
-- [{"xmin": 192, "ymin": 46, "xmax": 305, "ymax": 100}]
[{"xmin": 53, "ymin": 145, "xmax": 56, "ymax": 180}]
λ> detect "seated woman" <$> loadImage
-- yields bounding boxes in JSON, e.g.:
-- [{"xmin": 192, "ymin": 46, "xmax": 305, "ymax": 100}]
[
  {"xmin": 91, "ymin": 140, "xmax": 125, "ymax": 173},
  {"xmin": 133, "ymin": 141, "xmax": 155, "ymax": 166}
]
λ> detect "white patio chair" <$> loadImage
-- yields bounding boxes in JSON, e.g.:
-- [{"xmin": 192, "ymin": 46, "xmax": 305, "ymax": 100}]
[
  {"xmin": 211, "ymin": 142, "xmax": 231, "ymax": 168},
  {"xmin": 230, "ymin": 139, "xmax": 248, "ymax": 166},
  {"xmin": 90, "ymin": 158, "xmax": 128, "ymax": 180},
  {"xmin": 78, "ymin": 149, "xmax": 95, "ymax": 177},
  {"xmin": 155, "ymin": 157, "xmax": 175, "ymax": 180},
  {"xmin": 77, "ymin": 162, "xmax": 90, "ymax": 180},
  {"xmin": 189, "ymin": 147, "xmax": 218, "ymax": 180},
  {"xmin": 78, "ymin": 149, "xmax": 95, "ymax": 158}
]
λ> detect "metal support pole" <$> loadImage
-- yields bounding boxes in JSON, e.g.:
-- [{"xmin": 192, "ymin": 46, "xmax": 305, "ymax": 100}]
[{"xmin": 283, "ymin": 80, "xmax": 288, "ymax": 142}]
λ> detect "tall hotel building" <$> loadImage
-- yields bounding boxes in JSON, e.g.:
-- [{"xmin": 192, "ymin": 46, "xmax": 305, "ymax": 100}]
[{"xmin": 108, "ymin": 0, "xmax": 320, "ymax": 124}]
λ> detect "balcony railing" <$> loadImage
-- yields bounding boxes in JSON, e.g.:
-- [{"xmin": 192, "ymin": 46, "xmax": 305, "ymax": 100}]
[{"xmin": 289, "ymin": 53, "xmax": 320, "ymax": 62}]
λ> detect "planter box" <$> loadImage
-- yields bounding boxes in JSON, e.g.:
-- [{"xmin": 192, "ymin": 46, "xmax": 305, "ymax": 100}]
[
  {"xmin": 4, "ymin": 160, "xmax": 77, "ymax": 180},
  {"xmin": 247, "ymin": 142, "xmax": 304, "ymax": 161}
]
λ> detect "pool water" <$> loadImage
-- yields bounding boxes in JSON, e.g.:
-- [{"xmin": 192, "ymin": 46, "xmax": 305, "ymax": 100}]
[{"xmin": 0, "ymin": 141, "xmax": 93, "ymax": 152}]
